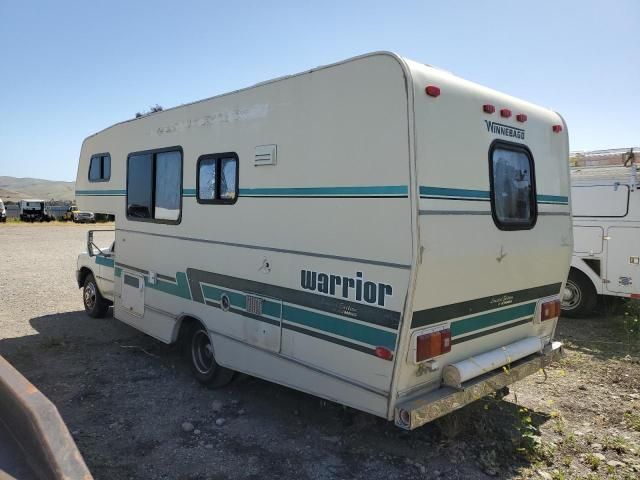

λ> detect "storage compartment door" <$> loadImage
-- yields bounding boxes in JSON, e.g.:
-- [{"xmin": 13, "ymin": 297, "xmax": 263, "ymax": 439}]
[
  {"xmin": 121, "ymin": 273, "xmax": 145, "ymax": 317},
  {"xmin": 573, "ymin": 225, "xmax": 604, "ymax": 255},
  {"xmin": 606, "ymin": 227, "xmax": 640, "ymax": 294}
]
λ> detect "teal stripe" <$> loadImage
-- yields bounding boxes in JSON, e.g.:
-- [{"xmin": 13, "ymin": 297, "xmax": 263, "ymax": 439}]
[
  {"xmin": 95, "ymin": 255, "xmax": 114, "ymax": 268},
  {"xmin": 202, "ymin": 285, "xmax": 246, "ymax": 309},
  {"xmin": 262, "ymin": 300, "xmax": 282, "ymax": 318},
  {"xmin": 239, "ymin": 185, "xmax": 408, "ymax": 196},
  {"xmin": 283, "ymin": 304, "xmax": 397, "ymax": 350},
  {"xmin": 451, "ymin": 302, "xmax": 536, "ymax": 337},
  {"xmin": 76, "ymin": 189, "xmax": 126, "ymax": 196},
  {"xmin": 537, "ymin": 194, "xmax": 568, "ymax": 204},
  {"xmin": 420, "ymin": 186, "xmax": 568, "ymax": 205},
  {"xmin": 420, "ymin": 186, "xmax": 490, "ymax": 200},
  {"xmin": 148, "ymin": 272, "xmax": 192, "ymax": 300}
]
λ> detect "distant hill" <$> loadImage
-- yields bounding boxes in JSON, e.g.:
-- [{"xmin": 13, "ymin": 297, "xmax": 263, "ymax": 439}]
[{"xmin": 0, "ymin": 176, "xmax": 75, "ymax": 202}]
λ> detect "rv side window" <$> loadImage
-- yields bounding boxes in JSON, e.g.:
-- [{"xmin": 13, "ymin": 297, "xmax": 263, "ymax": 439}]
[
  {"xmin": 197, "ymin": 153, "xmax": 239, "ymax": 204},
  {"xmin": 489, "ymin": 143, "xmax": 536, "ymax": 230},
  {"xmin": 127, "ymin": 147, "xmax": 183, "ymax": 223},
  {"xmin": 88, "ymin": 154, "xmax": 111, "ymax": 182}
]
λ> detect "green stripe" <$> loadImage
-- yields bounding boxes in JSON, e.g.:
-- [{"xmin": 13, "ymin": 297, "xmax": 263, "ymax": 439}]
[
  {"xmin": 420, "ymin": 186, "xmax": 568, "ymax": 205},
  {"xmin": 282, "ymin": 305, "xmax": 397, "ymax": 350},
  {"xmin": 202, "ymin": 285, "xmax": 246, "ymax": 309},
  {"xmin": 451, "ymin": 302, "xmax": 536, "ymax": 337},
  {"xmin": 76, "ymin": 189, "xmax": 126, "ymax": 196},
  {"xmin": 95, "ymin": 255, "xmax": 114, "ymax": 267},
  {"xmin": 420, "ymin": 186, "xmax": 490, "ymax": 200},
  {"xmin": 537, "ymin": 194, "xmax": 569, "ymax": 204},
  {"xmin": 148, "ymin": 272, "xmax": 192, "ymax": 300},
  {"xmin": 239, "ymin": 185, "xmax": 408, "ymax": 196}
]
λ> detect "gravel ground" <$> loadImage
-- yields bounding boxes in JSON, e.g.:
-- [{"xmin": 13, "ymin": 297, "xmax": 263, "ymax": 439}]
[{"xmin": 1, "ymin": 224, "xmax": 639, "ymax": 480}]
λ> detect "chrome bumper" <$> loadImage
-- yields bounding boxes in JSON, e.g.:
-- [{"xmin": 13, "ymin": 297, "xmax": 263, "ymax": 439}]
[{"xmin": 394, "ymin": 341, "xmax": 564, "ymax": 430}]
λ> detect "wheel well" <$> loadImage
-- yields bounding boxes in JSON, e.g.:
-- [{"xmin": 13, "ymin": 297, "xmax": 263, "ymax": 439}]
[
  {"xmin": 568, "ymin": 267, "xmax": 598, "ymax": 294},
  {"xmin": 77, "ymin": 267, "xmax": 93, "ymax": 289},
  {"xmin": 175, "ymin": 316, "xmax": 199, "ymax": 346}
]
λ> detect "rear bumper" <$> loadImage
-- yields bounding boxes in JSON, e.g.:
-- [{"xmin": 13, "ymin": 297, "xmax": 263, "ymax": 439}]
[{"xmin": 394, "ymin": 341, "xmax": 563, "ymax": 430}]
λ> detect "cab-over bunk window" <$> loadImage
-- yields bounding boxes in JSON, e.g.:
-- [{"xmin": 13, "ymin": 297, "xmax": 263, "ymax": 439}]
[
  {"xmin": 489, "ymin": 141, "xmax": 537, "ymax": 230},
  {"xmin": 126, "ymin": 147, "xmax": 182, "ymax": 223}
]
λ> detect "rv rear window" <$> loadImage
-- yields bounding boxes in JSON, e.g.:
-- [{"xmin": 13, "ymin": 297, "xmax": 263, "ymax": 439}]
[
  {"xmin": 489, "ymin": 143, "xmax": 537, "ymax": 230},
  {"xmin": 126, "ymin": 147, "xmax": 183, "ymax": 224},
  {"xmin": 197, "ymin": 153, "xmax": 239, "ymax": 204},
  {"xmin": 88, "ymin": 154, "xmax": 111, "ymax": 182}
]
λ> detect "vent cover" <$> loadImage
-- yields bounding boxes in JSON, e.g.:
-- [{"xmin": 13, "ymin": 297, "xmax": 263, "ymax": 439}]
[
  {"xmin": 254, "ymin": 144, "xmax": 277, "ymax": 166},
  {"xmin": 246, "ymin": 295, "xmax": 263, "ymax": 315}
]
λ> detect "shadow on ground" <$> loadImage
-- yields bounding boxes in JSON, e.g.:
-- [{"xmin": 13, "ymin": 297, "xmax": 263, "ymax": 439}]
[{"xmin": 0, "ymin": 311, "xmax": 560, "ymax": 479}]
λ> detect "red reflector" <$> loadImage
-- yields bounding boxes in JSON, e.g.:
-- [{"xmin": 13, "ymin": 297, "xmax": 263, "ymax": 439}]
[
  {"xmin": 483, "ymin": 104, "xmax": 495, "ymax": 114},
  {"xmin": 425, "ymin": 85, "xmax": 441, "ymax": 97},
  {"xmin": 541, "ymin": 299, "xmax": 561, "ymax": 321},
  {"xmin": 416, "ymin": 329, "xmax": 451, "ymax": 362},
  {"xmin": 631, "ymin": 294, "xmax": 640, "ymax": 299},
  {"xmin": 500, "ymin": 108, "xmax": 512, "ymax": 118},
  {"xmin": 374, "ymin": 346, "xmax": 394, "ymax": 361},
  {"xmin": 516, "ymin": 114, "xmax": 527, "ymax": 122},
  {"xmin": 552, "ymin": 124, "xmax": 563, "ymax": 133}
]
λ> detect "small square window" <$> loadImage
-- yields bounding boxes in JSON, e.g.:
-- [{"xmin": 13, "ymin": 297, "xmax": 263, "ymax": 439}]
[
  {"xmin": 197, "ymin": 153, "xmax": 239, "ymax": 204},
  {"xmin": 489, "ymin": 143, "xmax": 537, "ymax": 230},
  {"xmin": 89, "ymin": 153, "xmax": 111, "ymax": 182}
]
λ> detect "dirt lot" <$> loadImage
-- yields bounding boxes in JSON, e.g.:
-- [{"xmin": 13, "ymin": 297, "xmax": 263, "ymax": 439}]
[{"xmin": 1, "ymin": 224, "xmax": 639, "ymax": 480}]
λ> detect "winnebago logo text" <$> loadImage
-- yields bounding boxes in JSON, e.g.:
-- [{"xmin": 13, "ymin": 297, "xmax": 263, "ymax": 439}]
[
  {"xmin": 485, "ymin": 120, "xmax": 525, "ymax": 139},
  {"xmin": 301, "ymin": 270, "xmax": 393, "ymax": 307}
]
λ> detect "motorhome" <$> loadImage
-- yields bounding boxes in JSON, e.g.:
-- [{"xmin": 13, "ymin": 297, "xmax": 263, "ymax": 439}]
[
  {"xmin": 74, "ymin": 52, "xmax": 570, "ymax": 429},
  {"xmin": 562, "ymin": 152, "xmax": 639, "ymax": 317},
  {"xmin": 18, "ymin": 199, "xmax": 54, "ymax": 222}
]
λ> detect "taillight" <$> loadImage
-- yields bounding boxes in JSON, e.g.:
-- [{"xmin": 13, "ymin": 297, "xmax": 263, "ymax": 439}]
[
  {"xmin": 541, "ymin": 299, "xmax": 561, "ymax": 321},
  {"xmin": 425, "ymin": 85, "xmax": 441, "ymax": 97},
  {"xmin": 416, "ymin": 328, "xmax": 451, "ymax": 362}
]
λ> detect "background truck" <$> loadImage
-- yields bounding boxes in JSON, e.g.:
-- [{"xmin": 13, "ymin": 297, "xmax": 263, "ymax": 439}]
[
  {"xmin": 18, "ymin": 199, "xmax": 54, "ymax": 222},
  {"xmin": 562, "ymin": 148, "xmax": 640, "ymax": 316}
]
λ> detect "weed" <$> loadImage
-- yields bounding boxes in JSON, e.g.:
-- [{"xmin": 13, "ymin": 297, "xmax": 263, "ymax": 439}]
[
  {"xmin": 602, "ymin": 435, "xmax": 628, "ymax": 454},
  {"xmin": 623, "ymin": 300, "xmax": 640, "ymax": 353},
  {"xmin": 583, "ymin": 453, "xmax": 601, "ymax": 471},
  {"xmin": 624, "ymin": 411, "xmax": 640, "ymax": 432}
]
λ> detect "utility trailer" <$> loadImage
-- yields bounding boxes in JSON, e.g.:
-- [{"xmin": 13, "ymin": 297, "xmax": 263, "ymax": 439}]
[
  {"xmin": 562, "ymin": 149, "xmax": 640, "ymax": 316},
  {"xmin": 75, "ymin": 52, "xmax": 570, "ymax": 429},
  {"xmin": 18, "ymin": 199, "xmax": 54, "ymax": 222}
]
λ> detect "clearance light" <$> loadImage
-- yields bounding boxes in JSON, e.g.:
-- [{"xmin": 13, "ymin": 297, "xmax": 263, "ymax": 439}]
[
  {"xmin": 500, "ymin": 108, "xmax": 512, "ymax": 118},
  {"xmin": 374, "ymin": 346, "xmax": 394, "ymax": 361},
  {"xmin": 552, "ymin": 125, "xmax": 563, "ymax": 133},
  {"xmin": 425, "ymin": 85, "xmax": 441, "ymax": 97},
  {"xmin": 416, "ymin": 328, "xmax": 451, "ymax": 362},
  {"xmin": 483, "ymin": 104, "xmax": 496, "ymax": 114},
  {"xmin": 541, "ymin": 299, "xmax": 561, "ymax": 321},
  {"xmin": 516, "ymin": 114, "xmax": 528, "ymax": 122}
]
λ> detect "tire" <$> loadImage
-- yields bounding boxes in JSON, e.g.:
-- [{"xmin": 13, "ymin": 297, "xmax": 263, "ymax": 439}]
[
  {"xmin": 83, "ymin": 273, "xmax": 109, "ymax": 318},
  {"xmin": 186, "ymin": 322, "xmax": 235, "ymax": 387},
  {"xmin": 561, "ymin": 269, "xmax": 598, "ymax": 318}
]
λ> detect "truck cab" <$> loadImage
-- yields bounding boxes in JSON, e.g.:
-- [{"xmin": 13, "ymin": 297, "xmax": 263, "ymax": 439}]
[{"xmin": 76, "ymin": 230, "xmax": 115, "ymax": 317}]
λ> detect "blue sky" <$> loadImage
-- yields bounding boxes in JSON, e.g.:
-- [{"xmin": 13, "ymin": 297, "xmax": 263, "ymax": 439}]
[{"xmin": 0, "ymin": 0, "xmax": 638, "ymax": 181}]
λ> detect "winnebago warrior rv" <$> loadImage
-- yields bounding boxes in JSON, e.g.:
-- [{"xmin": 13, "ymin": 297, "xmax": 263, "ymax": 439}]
[{"xmin": 75, "ymin": 52, "xmax": 570, "ymax": 429}]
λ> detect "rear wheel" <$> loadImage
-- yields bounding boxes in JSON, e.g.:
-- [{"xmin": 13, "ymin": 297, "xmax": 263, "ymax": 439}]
[
  {"xmin": 186, "ymin": 323, "xmax": 235, "ymax": 387},
  {"xmin": 561, "ymin": 270, "xmax": 597, "ymax": 318},
  {"xmin": 83, "ymin": 273, "xmax": 109, "ymax": 318}
]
